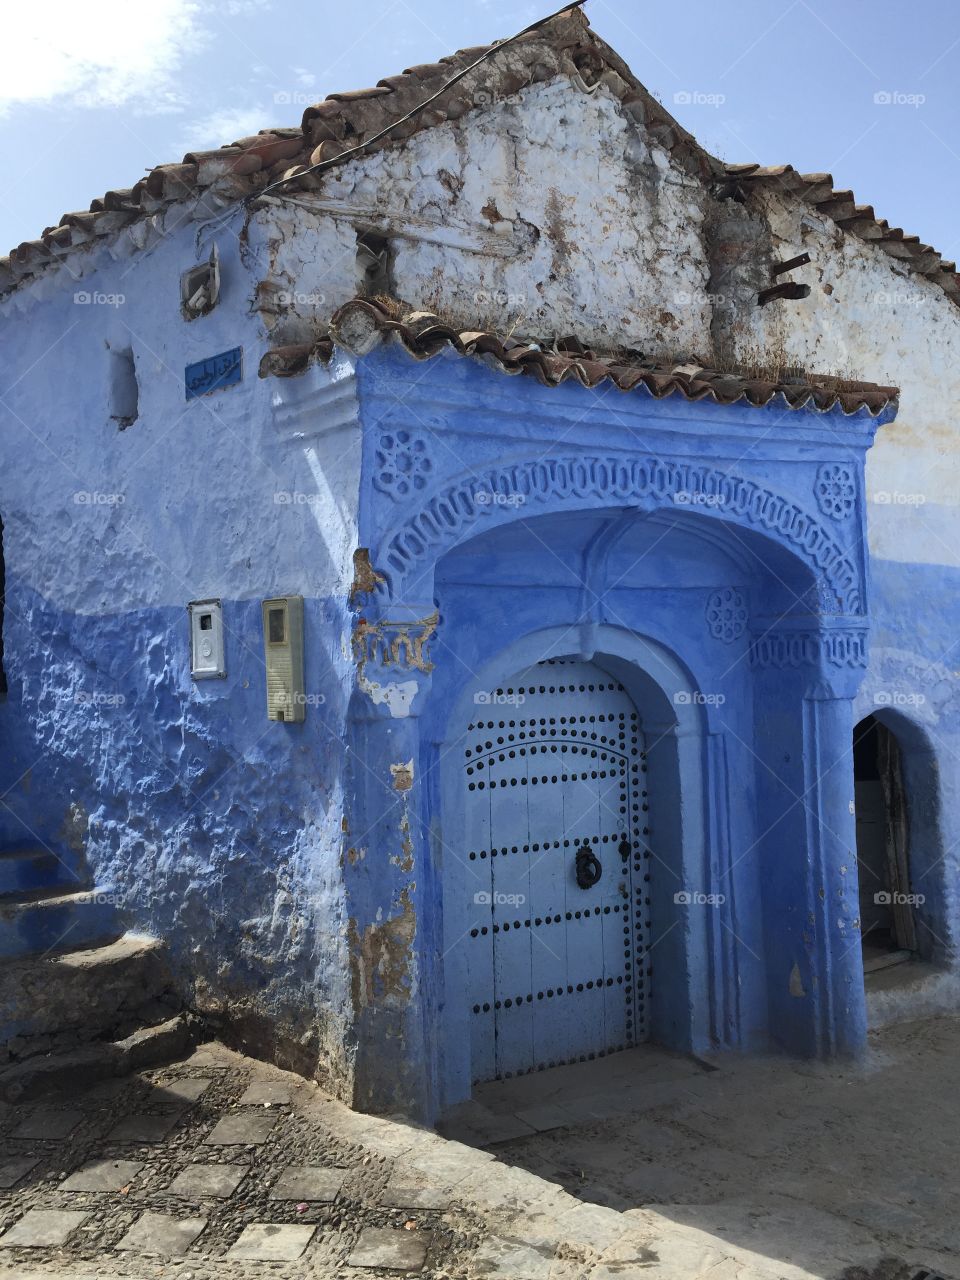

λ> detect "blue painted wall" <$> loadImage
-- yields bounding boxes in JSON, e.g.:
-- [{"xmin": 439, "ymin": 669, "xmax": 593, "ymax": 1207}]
[
  {"xmin": 1, "ymin": 247, "xmax": 956, "ymax": 1120},
  {"xmin": 0, "ymin": 218, "xmax": 363, "ymax": 1088},
  {"xmin": 340, "ymin": 345, "xmax": 937, "ymax": 1117}
]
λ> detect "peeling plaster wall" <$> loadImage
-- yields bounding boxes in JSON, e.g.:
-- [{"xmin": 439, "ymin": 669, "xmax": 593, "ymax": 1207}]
[
  {"xmin": 746, "ymin": 190, "xmax": 960, "ymax": 560},
  {"xmin": 0, "ymin": 216, "xmax": 364, "ymax": 1092},
  {"xmin": 254, "ymin": 78, "xmax": 714, "ymax": 356},
  {"xmin": 721, "ymin": 190, "xmax": 960, "ymax": 956}
]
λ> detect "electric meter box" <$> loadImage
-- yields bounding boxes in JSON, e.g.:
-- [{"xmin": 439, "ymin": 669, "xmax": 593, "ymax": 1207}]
[
  {"xmin": 262, "ymin": 595, "xmax": 305, "ymax": 722},
  {"xmin": 188, "ymin": 599, "xmax": 225, "ymax": 679}
]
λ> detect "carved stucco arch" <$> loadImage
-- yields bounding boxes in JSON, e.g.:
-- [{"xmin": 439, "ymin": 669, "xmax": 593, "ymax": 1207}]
[{"xmin": 374, "ymin": 454, "xmax": 864, "ymax": 613}]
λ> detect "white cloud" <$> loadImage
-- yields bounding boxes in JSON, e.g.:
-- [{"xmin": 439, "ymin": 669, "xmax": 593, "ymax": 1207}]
[
  {"xmin": 177, "ymin": 105, "xmax": 270, "ymax": 152},
  {"xmin": 3, "ymin": 0, "xmax": 203, "ymax": 114}
]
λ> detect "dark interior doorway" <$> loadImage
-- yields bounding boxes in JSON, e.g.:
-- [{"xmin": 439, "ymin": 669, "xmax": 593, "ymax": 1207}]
[{"xmin": 853, "ymin": 714, "xmax": 917, "ymax": 973}]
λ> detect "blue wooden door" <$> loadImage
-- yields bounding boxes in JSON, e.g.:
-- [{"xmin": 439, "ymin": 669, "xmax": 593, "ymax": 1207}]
[{"xmin": 464, "ymin": 659, "xmax": 650, "ymax": 1082}]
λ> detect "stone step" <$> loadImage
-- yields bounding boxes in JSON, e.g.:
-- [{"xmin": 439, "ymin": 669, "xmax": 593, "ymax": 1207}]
[
  {"xmin": 0, "ymin": 1014, "xmax": 196, "ymax": 1101},
  {"xmin": 0, "ymin": 886, "xmax": 123, "ymax": 960},
  {"xmin": 0, "ymin": 879, "xmax": 93, "ymax": 906},
  {"xmin": 0, "ymin": 933, "xmax": 179, "ymax": 1057},
  {"xmin": 0, "ymin": 847, "xmax": 84, "ymax": 898}
]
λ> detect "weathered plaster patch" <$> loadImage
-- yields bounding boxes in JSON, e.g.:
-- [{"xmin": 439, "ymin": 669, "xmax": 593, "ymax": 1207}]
[
  {"xmin": 350, "ymin": 888, "xmax": 416, "ymax": 1009},
  {"xmin": 352, "ymin": 611, "xmax": 438, "ymax": 717},
  {"xmin": 357, "ymin": 675, "xmax": 420, "ymax": 717},
  {"xmin": 350, "ymin": 548, "xmax": 386, "ymax": 603},
  {"xmin": 353, "ymin": 613, "xmax": 439, "ymax": 674},
  {"xmin": 390, "ymin": 760, "xmax": 414, "ymax": 793},
  {"xmin": 789, "ymin": 963, "xmax": 807, "ymax": 998},
  {"xmin": 390, "ymin": 812, "xmax": 414, "ymax": 874}
]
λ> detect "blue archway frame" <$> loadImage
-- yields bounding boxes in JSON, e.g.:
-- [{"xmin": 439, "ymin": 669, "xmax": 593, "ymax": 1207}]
[{"xmin": 344, "ymin": 350, "xmax": 891, "ymax": 1119}]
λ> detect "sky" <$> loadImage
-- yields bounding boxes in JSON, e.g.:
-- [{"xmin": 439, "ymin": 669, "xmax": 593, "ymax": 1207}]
[{"xmin": 2, "ymin": 0, "xmax": 959, "ymax": 265}]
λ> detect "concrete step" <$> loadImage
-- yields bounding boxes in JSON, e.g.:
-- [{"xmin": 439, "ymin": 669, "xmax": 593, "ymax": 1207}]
[
  {"xmin": 0, "ymin": 886, "xmax": 123, "ymax": 960},
  {"xmin": 0, "ymin": 933, "xmax": 179, "ymax": 1056},
  {"xmin": 0, "ymin": 1014, "xmax": 196, "ymax": 1101},
  {"xmin": 0, "ymin": 847, "xmax": 85, "ymax": 898},
  {"xmin": 866, "ymin": 960, "xmax": 960, "ymax": 1029}
]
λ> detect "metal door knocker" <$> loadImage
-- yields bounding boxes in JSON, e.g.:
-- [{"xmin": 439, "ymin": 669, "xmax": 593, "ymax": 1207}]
[{"xmin": 575, "ymin": 842, "xmax": 602, "ymax": 889}]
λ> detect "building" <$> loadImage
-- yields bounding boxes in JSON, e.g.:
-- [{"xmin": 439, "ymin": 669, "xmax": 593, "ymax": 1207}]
[{"xmin": 0, "ymin": 7, "xmax": 955, "ymax": 1122}]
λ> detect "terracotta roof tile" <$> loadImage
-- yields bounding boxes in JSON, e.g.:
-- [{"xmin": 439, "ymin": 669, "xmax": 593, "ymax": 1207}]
[
  {"xmin": 0, "ymin": 8, "xmax": 954, "ymax": 315},
  {"xmin": 0, "ymin": 10, "xmax": 714, "ymax": 297},
  {"xmin": 721, "ymin": 164, "xmax": 960, "ymax": 301},
  {"xmin": 258, "ymin": 297, "xmax": 898, "ymax": 418}
]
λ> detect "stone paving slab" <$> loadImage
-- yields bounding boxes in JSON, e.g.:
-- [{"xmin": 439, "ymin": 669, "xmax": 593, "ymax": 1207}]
[
  {"xmin": 561, "ymin": 1201, "xmax": 633, "ymax": 1253},
  {"xmin": 204, "ymin": 1112, "xmax": 277, "ymax": 1145},
  {"xmin": 440, "ymin": 1100, "xmax": 538, "ymax": 1147},
  {"xmin": 107, "ymin": 1110, "xmax": 185, "ymax": 1142},
  {"xmin": 154, "ymin": 1077, "xmax": 213, "ymax": 1104},
  {"xmin": 268, "ymin": 1164, "xmax": 346, "ymax": 1202},
  {"xmin": 0, "ymin": 1156, "xmax": 38, "ymax": 1188},
  {"xmin": 347, "ymin": 1226, "xmax": 429, "ymax": 1271},
  {"xmin": 61, "ymin": 1158, "xmax": 144, "ymax": 1192},
  {"xmin": 239, "ymin": 1079, "xmax": 293, "ymax": 1105},
  {"xmin": 163, "ymin": 1162, "xmax": 247, "ymax": 1198},
  {"xmin": 407, "ymin": 1144, "xmax": 493, "ymax": 1187},
  {"xmin": 227, "ymin": 1222, "xmax": 316, "ymax": 1261},
  {"xmin": 0, "ymin": 1208, "xmax": 87, "ymax": 1248},
  {"xmin": 456, "ymin": 1162, "xmax": 560, "ymax": 1214},
  {"xmin": 82, "ymin": 1079, "xmax": 134, "ymax": 1101},
  {"xmin": 467, "ymin": 1235, "xmax": 557, "ymax": 1279},
  {"xmin": 116, "ymin": 1210, "xmax": 207, "ymax": 1256},
  {"xmin": 13, "ymin": 1108, "xmax": 84, "ymax": 1139},
  {"xmin": 380, "ymin": 1175, "xmax": 456, "ymax": 1210},
  {"xmin": 513, "ymin": 1103, "xmax": 574, "ymax": 1133}
]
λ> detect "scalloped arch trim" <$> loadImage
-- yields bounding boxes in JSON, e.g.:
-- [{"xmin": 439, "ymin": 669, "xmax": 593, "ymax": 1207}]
[{"xmin": 376, "ymin": 454, "xmax": 863, "ymax": 613}]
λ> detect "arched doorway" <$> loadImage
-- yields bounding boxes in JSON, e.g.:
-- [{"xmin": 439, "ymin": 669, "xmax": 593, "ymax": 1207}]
[
  {"xmin": 461, "ymin": 657, "xmax": 650, "ymax": 1082},
  {"xmin": 853, "ymin": 714, "xmax": 917, "ymax": 972},
  {"xmin": 436, "ymin": 621, "xmax": 707, "ymax": 1109}
]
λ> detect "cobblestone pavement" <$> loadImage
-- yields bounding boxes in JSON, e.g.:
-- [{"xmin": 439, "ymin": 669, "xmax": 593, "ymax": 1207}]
[
  {"xmin": 0, "ymin": 1040, "xmax": 655, "ymax": 1280},
  {"xmin": 0, "ymin": 1021, "xmax": 956, "ymax": 1279}
]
